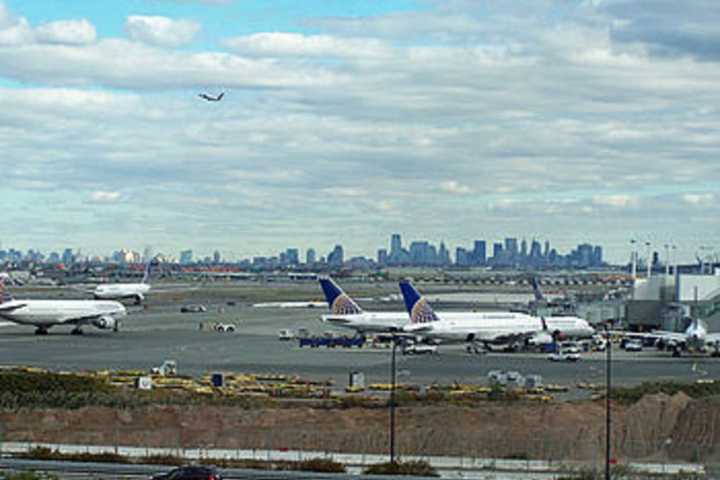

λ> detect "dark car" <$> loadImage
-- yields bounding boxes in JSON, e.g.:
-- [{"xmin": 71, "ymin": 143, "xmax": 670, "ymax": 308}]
[{"xmin": 151, "ymin": 466, "xmax": 222, "ymax": 480}]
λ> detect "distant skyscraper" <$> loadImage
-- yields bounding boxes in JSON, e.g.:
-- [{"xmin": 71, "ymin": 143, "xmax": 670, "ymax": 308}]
[
  {"xmin": 438, "ymin": 241, "xmax": 450, "ymax": 266},
  {"xmin": 456, "ymin": 247, "xmax": 469, "ymax": 267},
  {"xmin": 179, "ymin": 250, "xmax": 193, "ymax": 265},
  {"xmin": 520, "ymin": 238, "xmax": 528, "ymax": 258},
  {"xmin": 306, "ymin": 248, "xmax": 316, "ymax": 265},
  {"xmin": 472, "ymin": 240, "xmax": 486, "ymax": 265},
  {"xmin": 504, "ymin": 238, "xmax": 518, "ymax": 261},
  {"xmin": 62, "ymin": 248, "xmax": 74, "ymax": 266},
  {"xmin": 377, "ymin": 248, "xmax": 388, "ymax": 266},
  {"xmin": 390, "ymin": 234, "xmax": 402, "ymax": 255},
  {"xmin": 213, "ymin": 250, "xmax": 221, "ymax": 264},
  {"xmin": 286, "ymin": 248, "xmax": 299, "ymax": 265},
  {"xmin": 530, "ymin": 239, "xmax": 542, "ymax": 258},
  {"xmin": 493, "ymin": 243, "xmax": 503, "ymax": 259},
  {"xmin": 544, "ymin": 240, "xmax": 550, "ymax": 258},
  {"xmin": 327, "ymin": 245, "xmax": 344, "ymax": 267}
]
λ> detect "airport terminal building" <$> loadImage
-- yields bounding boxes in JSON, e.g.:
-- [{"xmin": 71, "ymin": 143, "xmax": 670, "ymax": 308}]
[{"xmin": 627, "ymin": 271, "xmax": 720, "ymax": 331}]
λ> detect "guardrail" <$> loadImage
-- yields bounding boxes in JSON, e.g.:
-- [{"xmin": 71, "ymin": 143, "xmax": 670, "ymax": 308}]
[{"xmin": 0, "ymin": 441, "xmax": 705, "ymax": 478}]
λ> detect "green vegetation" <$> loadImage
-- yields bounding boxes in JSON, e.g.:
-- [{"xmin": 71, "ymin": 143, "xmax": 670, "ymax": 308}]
[
  {"xmin": 610, "ymin": 380, "xmax": 720, "ymax": 405},
  {"xmin": 364, "ymin": 460, "xmax": 439, "ymax": 476},
  {"xmin": 0, "ymin": 472, "xmax": 59, "ymax": 480},
  {"xmin": 557, "ymin": 465, "xmax": 705, "ymax": 479},
  {"xmin": 0, "ymin": 370, "xmax": 277, "ymax": 410},
  {"xmin": 15, "ymin": 447, "xmax": 345, "ymax": 474}
]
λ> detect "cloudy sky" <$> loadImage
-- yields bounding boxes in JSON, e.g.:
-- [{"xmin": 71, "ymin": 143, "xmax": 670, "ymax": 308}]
[{"xmin": 0, "ymin": 0, "xmax": 718, "ymax": 263}]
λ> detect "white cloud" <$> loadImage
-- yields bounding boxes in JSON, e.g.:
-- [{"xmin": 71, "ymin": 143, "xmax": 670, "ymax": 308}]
[
  {"xmin": 90, "ymin": 191, "xmax": 121, "ymax": 203},
  {"xmin": 592, "ymin": 194, "xmax": 639, "ymax": 208},
  {"xmin": 0, "ymin": 3, "xmax": 32, "ymax": 45},
  {"xmin": 682, "ymin": 193, "xmax": 715, "ymax": 206},
  {"xmin": 35, "ymin": 19, "xmax": 96, "ymax": 45},
  {"xmin": 439, "ymin": 180, "xmax": 471, "ymax": 195},
  {"xmin": 125, "ymin": 15, "xmax": 200, "ymax": 48},
  {"xmin": 224, "ymin": 33, "xmax": 392, "ymax": 59}
]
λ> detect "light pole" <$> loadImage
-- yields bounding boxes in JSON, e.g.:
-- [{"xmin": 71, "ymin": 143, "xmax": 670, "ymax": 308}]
[
  {"xmin": 389, "ymin": 335, "xmax": 397, "ymax": 464},
  {"xmin": 605, "ymin": 322, "xmax": 612, "ymax": 480}
]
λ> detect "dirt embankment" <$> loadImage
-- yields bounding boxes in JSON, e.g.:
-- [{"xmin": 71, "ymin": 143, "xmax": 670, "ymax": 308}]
[{"xmin": 2, "ymin": 393, "xmax": 717, "ymax": 462}]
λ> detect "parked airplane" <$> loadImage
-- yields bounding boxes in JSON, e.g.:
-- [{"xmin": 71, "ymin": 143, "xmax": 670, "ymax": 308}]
[
  {"xmin": 92, "ymin": 259, "xmax": 159, "ymax": 304},
  {"xmin": 253, "ymin": 301, "xmax": 327, "ymax": 309},
  {"xmin": 529, "ymin": 277, "xmax": 576, "ymax": 314},
  {"xmin": 618, "ymin": 317, "xmax": 720, "ymax": 357},
  {"xmin": 399, "ymin": 280, "xmax": 594, "ymax": 352},
  {"xmin": 318, "ymin": 277, "xmax": 408, "ymax": 333},
  {"xmin": 0, "ymin": 278, "xmax": 127, "ymax": 335}
]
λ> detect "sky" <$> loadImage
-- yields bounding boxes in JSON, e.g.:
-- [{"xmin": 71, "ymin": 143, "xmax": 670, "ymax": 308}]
[{"xmin": 0, "ymin": 0, "xmax": 718, "ymax": 263}]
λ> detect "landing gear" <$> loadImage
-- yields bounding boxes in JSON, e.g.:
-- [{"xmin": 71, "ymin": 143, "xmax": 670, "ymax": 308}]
[
  {"xmin": 113, "ymin": 321, "xmax": 120, "ymax": 333},
  {"xmin": 70, "ymin": 327, "xmax": 84, "ymax": 335},
  {"xmin": 672, "ymin": 347, "xmax": 682, "ymax": 357},
  {"xmin": 34, "ymin": 327, "xmax": 49, "ymax": 335},
  {"xmin": 466, "ymin": 342, "xmax": 486, "ymax": 355}
]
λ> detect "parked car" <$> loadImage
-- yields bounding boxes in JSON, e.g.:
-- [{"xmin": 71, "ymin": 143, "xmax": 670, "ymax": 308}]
[
  {"xmin": 548, "ymin": 351, "xmax": 580, "ymax": 362},
  {"xmin": 624, "ymin": 340, "xmax": 643, "ymax": 352},
  {"xmin": 181, "ymin": 304, "xmax": 207, "ymax": 313},
  {"xmin": 402, "ymin": 343, "xmax": 438, "ymax": 355},
  {"xmin": 152, "ymin": 466, "xmax": 222, "ymax": 480}
]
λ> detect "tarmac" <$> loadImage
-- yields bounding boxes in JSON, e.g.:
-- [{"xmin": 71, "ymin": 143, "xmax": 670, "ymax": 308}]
[{"xmin": 1, "ymin": 283, "xmax": 719, "ymax": 391}]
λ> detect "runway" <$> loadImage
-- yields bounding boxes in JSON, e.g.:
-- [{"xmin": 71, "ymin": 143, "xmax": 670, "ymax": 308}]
[{"xmin": 0, "ymin": 284, "xmax": 718, "ymax": 391}]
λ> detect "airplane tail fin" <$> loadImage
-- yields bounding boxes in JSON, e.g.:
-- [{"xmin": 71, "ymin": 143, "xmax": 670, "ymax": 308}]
[
  {"xmin": 217, "ymin": 92, "xmax": 225, "ymax": 100},
  {"xmin": 319, "ymin": 277, "xmax": 363, "ymax": 315},
  {"xmin": 142, "ymin": 258, "xmax": 160, "ymax": 284},
  {"xmin": 531, "ymin": 277, "xmax": 544, "ymax": 301},
  {"xmin": 399, "ymin": 280, "xmax": 439, "ymax": 324},
  {"xmin": 0, "ymin": 274, "xmax": 15, "ymax": 304}
]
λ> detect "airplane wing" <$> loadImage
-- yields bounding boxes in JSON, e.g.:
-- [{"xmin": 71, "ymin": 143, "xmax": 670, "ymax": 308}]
[
  {"xmin": 0, "ymin": 303, "xmax": 27, "ymax": 313},
  {"xmin": 610, "ymin": 330, "xmax": 686, "ymax": 343},
  {"xmin": 57, "ymin": 313, "xmax": 107, "ymax": 325},
  {"xmin": 475, "ymin": 330, "xmax": 537, "ymax": 345}
]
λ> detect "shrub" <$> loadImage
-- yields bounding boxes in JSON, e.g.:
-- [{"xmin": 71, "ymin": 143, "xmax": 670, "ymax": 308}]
[
  {"xmin": 139, "ymin": 454, "xmax": 185, "ymax": 466},
  {"xmin": 364, "ymin": 460, "xmax": 439, "ymax": 476},
  {"xmin": 294, "ymin": 458, "xmax": 346, "ymax": 473},
  {"xmin": 18, "ymin": 447, "xmax": 126, "ymax": 464},
  {"xmin": 0, "ymin": 472, "xmax": 59, "ymax": 480}
]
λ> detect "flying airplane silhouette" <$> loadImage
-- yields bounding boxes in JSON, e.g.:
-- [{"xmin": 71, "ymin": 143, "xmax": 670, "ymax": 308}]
[{"xmin": 198, "ymin": 92, "xmax": 225, "ymax": 102}]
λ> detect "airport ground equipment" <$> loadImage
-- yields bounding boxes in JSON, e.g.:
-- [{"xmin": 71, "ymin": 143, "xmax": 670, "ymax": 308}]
[
  {"xmin": 150, "ymin": 360, "xmax": 177, "ymax": 376},
  {"xmin": 298, "ymin": 335, "xmax": 365, "ymax": 348}
]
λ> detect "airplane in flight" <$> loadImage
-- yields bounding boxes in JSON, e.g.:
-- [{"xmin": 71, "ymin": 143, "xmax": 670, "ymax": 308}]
[
  {"xmin": 399, "ymin": 280, "xmax": 594, "ymax": 352},
  {"xmin": 91, "ymin": 259, "xmax": 159, "ymax": 304},
  {"xmin": 198, "ymin": 92, "xmax": 225, "ymax": 102},
  {"xmin": 318, "ymin": 277, "xmax": 408, "ymax": 334},
  {"xmin": 0, "ymin": 277, "xmax": 127, "ymax": 335}
]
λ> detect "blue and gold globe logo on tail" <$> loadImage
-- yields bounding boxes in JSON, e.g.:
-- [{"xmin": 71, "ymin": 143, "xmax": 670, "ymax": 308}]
[
  {"xmin": 331, "ymin": 294, "xmax": 362, "ymax": 315},
  {"xmin": 410, "ymin": 298, "xmax": 438, "ymax": 324}
]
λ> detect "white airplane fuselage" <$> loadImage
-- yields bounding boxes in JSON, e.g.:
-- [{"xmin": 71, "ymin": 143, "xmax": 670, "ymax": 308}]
[
  {"xmin": 93, "ymin": 283, "xmax": 151, "ymax": 302},
  {"xmin": 0, "ymin": 299, "xmax": 126, "ymax": 328},
  {"xmin": 406, "ymin": 311, "xmax": 540, "ymax": 342},
  {"xmin": 405, "ymin": 312, "xmax": 595, "ymax": 343},
  {"xmin": 321, "ymin": 311, "xmax": 409, "ymax": 333}
]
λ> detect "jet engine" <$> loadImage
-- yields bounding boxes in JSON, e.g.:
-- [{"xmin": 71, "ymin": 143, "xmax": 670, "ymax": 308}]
[
  {"xmin": 134, "ymin": 293, "xmax": 145, "ymax": 305},
  {"xmin": 92, "ymin": 316, "xmax": 117, "ymax": 330}
]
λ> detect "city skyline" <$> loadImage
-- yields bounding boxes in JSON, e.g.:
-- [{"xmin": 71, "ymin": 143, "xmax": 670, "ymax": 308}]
[
  {"xmin": 0, "ymin": 233, "xmax": 702, "ymax": 268},
  {"xmin": 0, "ymin": 1, "xmax": 718, "ymax": 262}
]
